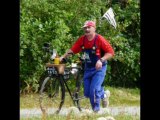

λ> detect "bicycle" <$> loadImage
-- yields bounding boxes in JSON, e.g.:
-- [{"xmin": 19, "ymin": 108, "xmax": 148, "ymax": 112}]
[{"xmin": 39, "ymin": 43, "xmax": 88, "ymax": 114}]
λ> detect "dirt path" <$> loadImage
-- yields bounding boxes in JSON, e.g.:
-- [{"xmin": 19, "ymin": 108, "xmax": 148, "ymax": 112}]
[{"xmin": 20, "ymin": 106, "xmax": 140, "ymax": 118}]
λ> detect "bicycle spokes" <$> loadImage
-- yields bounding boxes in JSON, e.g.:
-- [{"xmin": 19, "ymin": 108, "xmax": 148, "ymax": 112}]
[{"xmin": 39, "ymin": 77, "xmax": 64, "ymax": 114}]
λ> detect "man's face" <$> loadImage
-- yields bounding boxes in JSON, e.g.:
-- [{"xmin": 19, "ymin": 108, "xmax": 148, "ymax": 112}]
[{"xmin": 83, "ymin": 26, "xmax": 96, "ymax": 35}]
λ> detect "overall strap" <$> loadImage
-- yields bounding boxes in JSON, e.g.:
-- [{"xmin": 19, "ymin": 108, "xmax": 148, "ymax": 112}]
[
  {"xmin": 93, "ymin": 34, "xmax": 98, "ymax": 49},
  {"xmin": 81, "ymin": 35, "xmax": 86, "ymax": 50},
  {"xmin": 81, "ymin": 34, "xmax": 98, "ymax": 50}
]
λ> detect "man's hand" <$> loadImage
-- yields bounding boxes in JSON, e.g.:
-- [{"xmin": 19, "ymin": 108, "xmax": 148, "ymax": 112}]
[
  {"xmin": 60, "ymin": 49, "xmax": 73, "ymax": 62},
  {"xmin": 60, "ymin": 56, "xmax": 64, "ymax": 62},
  {"xmin": 95, "ymin": 60, "xmax": 103, "ymax": 70}
]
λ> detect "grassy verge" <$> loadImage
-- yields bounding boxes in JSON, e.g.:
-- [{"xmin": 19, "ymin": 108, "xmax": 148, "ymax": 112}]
[
  {"xmin": 105, "ymin": 86, "xmax": 140, "ymax": 107},
  {"xmin": 20, "ymin": 113, "xmax": 140, "ymax": 120},
  {"xmin": 20, "ymin": 87, "xmax": 140, "ymax": 120},
  {"xmin": 20, "ymin": 87, "xmax": 140, "ymax": 109}
]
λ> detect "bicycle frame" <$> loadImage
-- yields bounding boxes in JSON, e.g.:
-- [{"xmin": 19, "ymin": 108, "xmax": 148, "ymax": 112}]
[
  {"xmin": 39, "ymin": 44, "xmax": 85, "ymax": 114},
  {"xmin": 43, "ymin": 63, "xmax": 84, "ymax": 112}
]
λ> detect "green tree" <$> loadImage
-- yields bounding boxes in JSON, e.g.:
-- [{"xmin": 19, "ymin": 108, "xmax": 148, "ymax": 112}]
[{"xmin": 20, "ymin": 0, "xmax": 140, "ymax": 93}]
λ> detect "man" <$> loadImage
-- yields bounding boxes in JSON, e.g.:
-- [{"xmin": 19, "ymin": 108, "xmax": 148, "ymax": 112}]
[{"xmin": 60, "ymin": 20, "xmax": 114, "ymax": 112}]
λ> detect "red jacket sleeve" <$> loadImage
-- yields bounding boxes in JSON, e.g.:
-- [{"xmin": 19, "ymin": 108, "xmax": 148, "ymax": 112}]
[
  {"xmin": 98, "ymin": 35, "xmax": 114, "ymax": 56},
  {"xmin": 70, "ymin": 35, "xmax": 84, "ymax": 54}
]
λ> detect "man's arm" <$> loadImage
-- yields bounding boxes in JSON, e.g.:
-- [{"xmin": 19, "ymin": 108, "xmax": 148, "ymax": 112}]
[
  {"xmin": 60, "ymin": 49, "xmax": 73, "ymax": 61},
  {"xmin": 96, "ymin": 35, "xmax": 114, "ymax": 69},
  {"xmin": 96, "ymin": 53, "xmax": 113, "ymax": 70},
  {"xmin": 60, "ymin": 36, "xmax": 84, "ymax": 61},
  {"xmin": 100, "ymin": 53, "xmax": 113, "ymax": 62}
]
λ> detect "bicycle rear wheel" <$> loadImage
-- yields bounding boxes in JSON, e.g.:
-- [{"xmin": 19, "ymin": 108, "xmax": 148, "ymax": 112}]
[{"xmin": 39, "ymin": 76, "xmax": 65, "ymax": 114}]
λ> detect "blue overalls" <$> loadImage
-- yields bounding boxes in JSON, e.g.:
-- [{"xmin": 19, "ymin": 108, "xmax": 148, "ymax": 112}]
[{"xmin": 82, "ymin": 34, "xmax": 107, "ymax": 111}]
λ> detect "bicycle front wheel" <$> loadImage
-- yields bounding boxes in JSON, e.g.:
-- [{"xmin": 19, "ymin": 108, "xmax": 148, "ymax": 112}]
[{"xmin": 39, "ymin": 76, "xmax": 65, "ymax": 114}]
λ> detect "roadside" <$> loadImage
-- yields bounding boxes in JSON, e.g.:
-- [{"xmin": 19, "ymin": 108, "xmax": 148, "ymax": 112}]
[
  {"xmin": 20, "ymin": 106, "xmax": 140, "ymax": 118},
  {"xmin": 20, "ymin": 87, "xmax": 140, "ymax": 119}
]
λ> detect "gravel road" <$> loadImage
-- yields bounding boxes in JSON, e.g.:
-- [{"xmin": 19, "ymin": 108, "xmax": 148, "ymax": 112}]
[{"xmin": 20, "ymin": 106, "xmax": 140, "ymax": 118}]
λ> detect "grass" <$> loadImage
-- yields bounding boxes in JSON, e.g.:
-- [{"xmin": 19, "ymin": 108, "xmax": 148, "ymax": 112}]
[
  {"xmin": 20, "ymin": 113, "xmax": 140, "ymax": 120},
  {"xmin": 20, "ymin": 87, "xmax": 140, "ymax": 120},
  {"xmin": 105, "ymin": 86, "xmax": 140, "ymax": 107},
  {"xmin": 20, "ymin": 93, "xmax": 40, "ymax": 109},
  {"xmin": 20, "ymin": 87, "xmax": 140, "ymax": 109}
]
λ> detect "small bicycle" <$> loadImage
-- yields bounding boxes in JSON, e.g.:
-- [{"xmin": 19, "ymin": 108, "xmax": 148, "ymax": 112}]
[{"xmin": 39, "ymin": 43, "xmax": 89, "ymax": 114}]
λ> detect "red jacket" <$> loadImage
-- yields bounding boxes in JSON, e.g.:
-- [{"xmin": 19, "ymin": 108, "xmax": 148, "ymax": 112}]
[{"xmin": 71, "ymin": 34, "xmax": 114, "ymax": 56}]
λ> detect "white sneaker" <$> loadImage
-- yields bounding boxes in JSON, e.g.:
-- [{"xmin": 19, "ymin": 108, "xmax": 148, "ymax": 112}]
[
  {"xmin": 102, "ymin": 90, "xmax": 110, "ymax": 108},
  {"xmin": 105, "ymin": 90, "xmax": 110, "ymax": 98}
]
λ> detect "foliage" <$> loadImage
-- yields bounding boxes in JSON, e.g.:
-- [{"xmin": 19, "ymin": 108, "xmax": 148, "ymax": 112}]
[
  {"xmin": 100, "ymin": 0, "xmax": 140, "ymax": 88},
  {"xmin": 20, "ymin": 0, "xmax": 140, "ymax": 93}
]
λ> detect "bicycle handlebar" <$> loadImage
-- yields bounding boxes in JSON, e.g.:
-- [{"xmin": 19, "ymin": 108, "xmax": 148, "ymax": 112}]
[
  {"xmin": 42, "ymin": 43, "xmax": 85, "ymax": 68},
  {"xmin": 61, "ymin": 52, "xmax": 85, "ymax": 65}
]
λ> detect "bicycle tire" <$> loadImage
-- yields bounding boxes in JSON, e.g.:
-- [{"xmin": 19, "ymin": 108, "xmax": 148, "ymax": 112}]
[
  {"xmin": 73, "ymin": 70, "xmax": 90, "ymax": 111},
  {"xmin": 38, "ymin": 71, "xmax": 48, "ymax": 91},
  {"xmin": 39, "ymin": 76, "xmax": 65, "ymax": 114}
]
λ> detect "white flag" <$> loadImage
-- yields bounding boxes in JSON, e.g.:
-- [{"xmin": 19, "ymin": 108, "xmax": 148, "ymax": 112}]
[{"xmin": 102, "ymin": 7, "xmax": 117, "ymax": 29}]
